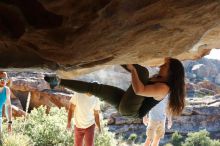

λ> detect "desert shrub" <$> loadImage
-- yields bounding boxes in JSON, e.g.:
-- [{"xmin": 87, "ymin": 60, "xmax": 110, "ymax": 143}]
[
  {"xmin": 95, "ymin": 126, "xmax": 117, "ymax": 146},
  {"xmin": 2, "ymin": 106, "xmax": 117, "ymax": 146},
  {"xmin": 164, "ymin": 143, "xmax": 173, "ymax": 146},
  {"xmin": 128, "ymin": 133, "xmax": 137, "ymax": 142},
  {"xmin": 2, "ymin": 133, "xmax": 34, "ymax": 146},
  {"xmin": 171, "ymin": 131, "xmax": 184, "ymax": 146},
  {"xmin": 10, "ymin": 106, "xmax": 74, "ymax": 146},
  {"xmin": 211, "ymin": 140, "xmax": 220, "ymax": 146},
  {"xmin": 182, "ymin": 130, "xmax": 220, "ymax": 146}
]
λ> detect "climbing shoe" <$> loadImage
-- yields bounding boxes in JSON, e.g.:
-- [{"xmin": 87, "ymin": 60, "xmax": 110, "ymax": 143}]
[{"xmin": 44, "ymin": 74, "xmax": 60, "ymax": 89}]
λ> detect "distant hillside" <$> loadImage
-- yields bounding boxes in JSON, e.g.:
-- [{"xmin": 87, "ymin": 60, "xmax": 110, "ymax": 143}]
[{"xmin": 183, "ymin": 58, "xmax": 220, "ymax": 85}]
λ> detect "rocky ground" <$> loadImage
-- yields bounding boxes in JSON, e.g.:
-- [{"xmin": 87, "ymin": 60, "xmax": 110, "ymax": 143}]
[{"xmin": 104, "ymin": 94, "xmax": 220, "ymax": 144}]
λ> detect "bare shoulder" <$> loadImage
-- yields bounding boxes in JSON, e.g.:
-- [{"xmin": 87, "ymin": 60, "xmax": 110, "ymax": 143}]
[
  {"xmin": 5, "ymin": 86, "xmax": 10, "ymax": 92},
  {"xmin": 153, "ymin": 82, "xmax": 169, "ymax": 90},
  {"xmin": 153, "ymin": 83, "xmax": 170, "ymax": 100}
]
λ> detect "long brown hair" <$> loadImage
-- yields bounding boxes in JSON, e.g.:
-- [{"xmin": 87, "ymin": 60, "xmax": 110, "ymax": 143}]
[{"xmin": 167, "ymin": 58, "xmax": 186, "ymax": 116}]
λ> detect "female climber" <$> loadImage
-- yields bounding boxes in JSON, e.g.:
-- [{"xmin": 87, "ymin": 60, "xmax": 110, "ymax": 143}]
[{"xmin": 44, "ymin": 57, "xmax": 185, "ymax": 118}]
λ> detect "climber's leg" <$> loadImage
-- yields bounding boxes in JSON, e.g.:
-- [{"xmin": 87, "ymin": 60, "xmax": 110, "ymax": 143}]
[
  {"xmin": 60, "ymin": 80, "xmax": 125, "ymax": 109},
  {"xmin": 119, "ymin": 64, "xmax": 150, "ymax": 116}
]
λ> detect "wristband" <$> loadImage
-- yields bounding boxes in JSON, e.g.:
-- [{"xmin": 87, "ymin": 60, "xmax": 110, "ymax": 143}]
[{"xmin": 7, "ymin": 121, "xmax": 12, "ymax": 124}]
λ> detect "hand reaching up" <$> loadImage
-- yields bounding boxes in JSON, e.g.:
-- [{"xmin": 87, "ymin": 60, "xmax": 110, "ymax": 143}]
[{"xmin": 126, "ymin": 64, "xmax": 135, "ymax": 71}]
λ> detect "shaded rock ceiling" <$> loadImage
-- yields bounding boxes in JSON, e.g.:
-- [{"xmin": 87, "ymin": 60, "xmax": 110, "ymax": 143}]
[{"xmin": 1, "ymin": 0, "xmax": 220, "ymax": 77}]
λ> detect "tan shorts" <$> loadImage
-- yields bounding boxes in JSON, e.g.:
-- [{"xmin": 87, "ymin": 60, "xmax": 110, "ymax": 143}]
[{"xmin": 146, "ymin": 119, "xmax": 165, "ymax": 140}]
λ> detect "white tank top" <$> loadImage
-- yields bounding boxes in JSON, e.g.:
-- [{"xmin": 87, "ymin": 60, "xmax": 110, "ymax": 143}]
[{"xmin": 149, "ymin": 94, "xmax": 169, "ymax": 121}]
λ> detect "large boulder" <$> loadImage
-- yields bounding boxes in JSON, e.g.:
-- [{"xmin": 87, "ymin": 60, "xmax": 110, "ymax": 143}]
[
  {"xmin": 1, "ymin": 1, "xmax": 220, "ymax": 77},
  {"xmin": 197, "ymin": 81, "xmax": 220, "ymax": 94},
  {"xmin": 7, "ymin": 72, "xmax": 73, "ymax": 115},
  {"xmin": 184, "ymin": 58, "xmax": 220, "ymax": 82}
]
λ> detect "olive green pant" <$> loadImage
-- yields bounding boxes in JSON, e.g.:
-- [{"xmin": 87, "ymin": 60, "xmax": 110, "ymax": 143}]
[{"xmin": 60, "ymin": 65, "xmax": 149, "ymax": 117}]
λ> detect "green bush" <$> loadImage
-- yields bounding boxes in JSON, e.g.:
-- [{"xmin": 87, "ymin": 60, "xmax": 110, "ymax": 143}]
[
  {"xmin": 182, "ymin": 130, "xmax": 220, "ymax": 146},
  {"xmin": 128, "ymin": 133, "xmax": 137, "ymax": 142},
  {"xmin": 2, "ymin": 106, "xmax": 117, "ymax": 146},
  {"xmin": 171, "ymin": 131, "xmax": 184, "ymax": 146},
  {"xmin": 168, "ymin": 130, "xmax": 220, "ymax": 146},
  {"xmin": 2, "ymin": 133, "xmax": 34, "ymax": 146},
  {"xmin": 11, "ymin": 106, "xmax": 74, "ymax": 146},
  {"xmin": 164, "ymin": 143, "xmax": 173, "ymax": 146},
  {"xmin": 211, "ymin": 140, "xmax": 220, "ymax": 146},
  {"xmin": 95, "ymin": 127, "xmax": 117, "ymax": 146}
]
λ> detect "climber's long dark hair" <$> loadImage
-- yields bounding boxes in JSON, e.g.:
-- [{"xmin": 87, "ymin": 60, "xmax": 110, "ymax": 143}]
[{"xmin": 167, "ymin": 58, "xmax": 186, "ymax": 116}]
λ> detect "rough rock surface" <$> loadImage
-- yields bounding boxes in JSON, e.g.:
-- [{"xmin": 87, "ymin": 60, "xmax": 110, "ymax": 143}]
[
  {"xmin": 1, "ymin": 0, "xmax": 220, "ymax": 77},
  {"xmin": 106, "ymin": 95, "xmax": 220, "ymax": 142},
  {"xmin": 170, "ymin": 95, "xmax": 220, "ymax": 134},
  {"xmin": 186, "ymin": 81, "xmax": 220, "ymax": 98},
  {"xmin": 184, "ymin": 58, "xmax": 220, "ymax": 97},
  {"xmin": 8, "ymin": 72, "xmax": 73, "ymax": 116},
  {"xmin": 184, "ymin": 58, "xmax": 220, "ymax": 83}
]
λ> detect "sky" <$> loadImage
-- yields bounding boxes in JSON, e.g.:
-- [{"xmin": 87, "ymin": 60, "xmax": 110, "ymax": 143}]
[{"xmin": 204, "ymin": 48, "xmax": 220, "ymax": 60}]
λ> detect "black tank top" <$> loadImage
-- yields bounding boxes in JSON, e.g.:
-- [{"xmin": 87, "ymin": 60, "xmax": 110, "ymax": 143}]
[{"xmin": 138, "ymin": 97, "xmax": 160, "ymax": 118}]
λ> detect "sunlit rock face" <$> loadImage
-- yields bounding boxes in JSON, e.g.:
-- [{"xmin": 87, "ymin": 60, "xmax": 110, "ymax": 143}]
[
  {"xmin": 1, "ymin": 0, "xmax": 220, "ymax": 77},
  {"xmin": 8, "ymin": 72, "xmax": 72, "ymax": 114}
]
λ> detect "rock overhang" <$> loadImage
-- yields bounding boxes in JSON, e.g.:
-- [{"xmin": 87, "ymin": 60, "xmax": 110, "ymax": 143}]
[{"xmin": 0, "ymin": 0, "xmax": 220, "ymax": 78}]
